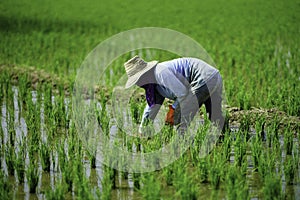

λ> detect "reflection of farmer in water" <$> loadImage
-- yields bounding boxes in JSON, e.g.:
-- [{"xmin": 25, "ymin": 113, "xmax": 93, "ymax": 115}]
[{"xmin": 124, "ymin": 55, "xmax": 224, "ymax": 136}]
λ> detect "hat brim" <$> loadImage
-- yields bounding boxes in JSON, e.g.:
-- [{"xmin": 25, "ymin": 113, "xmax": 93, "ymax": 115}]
[{"xmin": 125, "ymin": 60, "xmax": 158, "ymax": 88}]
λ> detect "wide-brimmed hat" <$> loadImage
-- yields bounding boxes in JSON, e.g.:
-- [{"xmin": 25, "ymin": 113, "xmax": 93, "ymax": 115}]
[{"xmin": 124, "ymin": 55, "xmax": 158, "ymax": 88}]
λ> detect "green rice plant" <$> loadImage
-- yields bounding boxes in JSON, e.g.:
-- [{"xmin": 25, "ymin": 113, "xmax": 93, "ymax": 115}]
[
  {"xmin": 62, "ymin": 162, "xmax": 74, "ymax": 192},
  {"xmin": 106, "ymin": 165, "xmax": 117, "ymax": 190},
  {"xmin": 26, "ymin": 157, "xmax": 39, "ymax": 193},
  {"xmin": 225, "ymin": 164, "xmax": 249, "ymax": 200},
  {"xmin": 5, "ymin": 145, "xmax": 15, "ymax": 176},
  {"xmin": 237, "ymin": 86, "xmax": 251, "ymax": 110},
  {"xmin": 257, "ymin": 149, "xmax": 277, "ymax": 179},
  {"xmin": 284, "ymin": 127, "xmax": 293, "ymax": 156},
  {"xmin": 239, "ymin": 114, "xmax": 251, "ymax": 135},
  {"xmin": 234, "ymin": 133, "xmax": 247, "ymax": 167},
  {"xmin": 293, "ymin": 144, "xmax": 299, "ymax": 173},
  {"xmin": 254, "ymin": 115, "xmax": 266, "ymax": 140},
  {"xmin": 17, "ymin": 74, "xmax": 30, "ymax": 104},
  {"xmin": 162, "ymin": 164, "xmax": 174, "ymax": 186},
  {"xmin": 262, "ymin": 174, "xmax": 283, "ymax": 200},
  {"xmin": 266, "ymin": 115, "xmax": 281, "ymax": 148},
  {"xmin": 225, "ymin": 165, "xmax": 238, "ymax": 200},
  {"xmin": 251, "ymin": 137, "xmax": 262, "ymax": 170},
  {"xmin": 95, "ymin": 101, "xmax": 110, "ymax": 137},
  {"xmin": 1, "ymin": 72, "xmax": 9, "ymax": 101},
  {"xmin": 15, "ymin": 150, "xmax": 25, "ymax": 184},
  {"xmin": 130, "ymin": 98, "xmax": 140, "ymax": 124},
  {"xmin": 43, "ymin": 84, "xmax": 54, "ymax": 124},
  {"xmin": 208, "ymin": 150, "xmax": 225, "ymax": 190},
  {"xmin": 67, "ymin": 135, "xmax": 79, "ymax": 160},
  {"xmin": 173, "ymin": 161, "xmax": 197, "ymax": 200},
  {"xmin": 133, "ymin": 172, "xmax": 141, "ymax": 190},
  {"xmin": 58, "ymin": 140, "xmax": 74, "ymax": 192},
  {"xmin": 0, "ymin": 76, "xmax": 3, "ymax": 104},
  {"xmin": 39, "ymin": 142, "xmax": 51, "ymax": 172},
  {"xmin": 7, "ymin": 106, "xmax": 15, "ymax": 147},
  {"xmin": 0, "ymin": 125, "xmax": 3, "ymax": 150},
  {"xmin": 53, "ymin": 95, "xmax": 68, "ymax": 130},
  {"xmin": 221, "ymin": 131, "xmax": 232, "ymax": 161},
  {"xmin": 284, "ymin": 156, "xmax": 296, "ymax": 185},
  {"xmin": 67, "ymin": 156, "xmax": 85, "ymax": 194},
  {"xmin": 139, "ymin": 172, "xmax": 161, "ymax": 200},
  {"xmin": 73, "ymin": 167, "xmax": 94, "ymax": 200},
  {"xmin": 209, "ymin": 163, "xmax": 221, "ymax": 190},
  {"xmin": 189, "ymin": 123, "xmax": 209, "ymax": 166},
  {"xmin": 209, "ymin": 190, "xmax": 219, "ymax": 200},
  {"xmin": 87, "ymin": 150, "xmax": 96, "ymax": 169},
  {"xmin": 0, "ymin": 170, "xmax": 12, "ymax": 200},
  {"xmin": 100, "ymin": 165, "xmax": 114, "ymax": 200},
  {"xmin": 196, "ymin": 157, "xmax": 209, "ymax": 184},
  {"xmin": 24, "ymin": 92, "xmax": 41, "ymax": 152},
  {"xmin": 45, "ymin": 181, "xmax": 67, "ymax": 200},
  {"xmin": 57, "ymin": 140, "xmax": 67, "ymax": 171}
]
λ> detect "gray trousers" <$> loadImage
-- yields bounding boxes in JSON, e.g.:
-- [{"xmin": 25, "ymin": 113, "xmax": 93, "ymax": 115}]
[{"xmin": 175, "ymin": 72, "xmax": 224, "ymax": 131}]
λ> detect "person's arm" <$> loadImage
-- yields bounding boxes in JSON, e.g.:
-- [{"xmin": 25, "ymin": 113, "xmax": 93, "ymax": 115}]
[{"xmin": 139, "ymin": 91, "xmax": 165, "ymax": 135}]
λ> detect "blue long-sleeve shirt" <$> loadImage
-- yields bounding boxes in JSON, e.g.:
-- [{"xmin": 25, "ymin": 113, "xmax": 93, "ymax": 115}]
[{"xmin": 139, "ymin": 57, "xmax": 218, "ymax": 132}]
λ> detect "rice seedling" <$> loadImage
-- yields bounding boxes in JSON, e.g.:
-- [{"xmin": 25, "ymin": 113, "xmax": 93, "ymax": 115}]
[
  {"xmin": 5, "ymin": 145, "xmax": 15, "ymax": 176},
  {"xmin": 133, "ymin": 172, "xmax": 141, "ymax": 190},
  {"xmin": 262, "ymin": 174, "xmax": 283, "ymax": 200},
  {"xmin": 26, "ymin": 157, "xmax": 39, "ymax": 193},
  {"xmin": 162, "ymin": 164, "xmax": 174, "ymax": 186},
  {"xmin": 208, "ymin": 150, "xmax": 224, "ymax": 190},
  {"xmin": 100, "ymin": 165, "xmax": 114, "ymax": 200},
  {"xmin": 73, "ymin": 162, "xmax": 94, "ymax": 200},
  {"xmin": 173, "ymin": 159, "xmax": 197, "ymax": 200},
  {"xmin": 220, "ymin": 131, "xmax": 232, "ymax": 161},
  {"xmin": 251, "ymin": 136, "xmax": 262, "ymax": 170},
  {"xmin": 284, "ymin": 126, "xmax": 294, "ymax": 156},
  {"xmin": 254, "ymin": 115, "xmax": 266, "ymax": 141},
  {"xmin": 45, "ymin": 181, "xmax": 67, "ymax": 200},
  {"xmin": 234, "ymin": 132, "xmax": 247, "ymax": 167},
  {"xmin": 87, "ymin": 150, "xmax": 96, "ymax": 169},
  {"xmin": 139, "ymin": 172, "xmax": 161, "ymax": 200},
  {"xmin": 0, "ymin": 170, "xmax": 12, "ymax": 200},
  {"xmin": 284, "ymin": 156, "xmax": 296, "ymax": 185},
  {"xmin": 257, "ymin": 149, "xmax": 277, "ymax": 180},
  {"xmin": 39, "ymin": 142, "xmax": 51, "ymax": 172},
  {"xmin": 225, "ymin": 164, "xmax": 249, "ymax": 200},
  {"xmin": 196, "ymin": 157, "xmax": 209, "ymax": 184},
  {"xmin": 7, "ymin": 107, "xmax": 15, "ymax": 148},
  {"xmin": 23, "ymin": 93, "xmax": 41, "ymax": 152},
  {"xmin": 15, "ymin": 149, "xmax": 25, "ymax": 184},
  {"xmin": 62, "ymin": 162, "xmax": 74, "ymax": 193},
  {"xmin": 239, "ymin": 114, "xmax": 251, "ymax": 136}
]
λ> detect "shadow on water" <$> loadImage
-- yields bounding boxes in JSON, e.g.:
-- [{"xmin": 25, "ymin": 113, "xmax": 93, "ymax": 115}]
[{"xmin": 0, "ymin": 86, "xmax": 299, "ymax": 199}]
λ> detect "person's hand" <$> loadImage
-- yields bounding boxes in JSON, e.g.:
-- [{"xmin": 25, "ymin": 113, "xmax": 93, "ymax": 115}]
[{"xmin": 165, "ymin": 105, "xmax": 175, "ymax": 126}]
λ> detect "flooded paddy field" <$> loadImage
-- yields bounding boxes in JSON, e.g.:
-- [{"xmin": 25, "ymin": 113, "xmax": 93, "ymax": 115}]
[{"xmin": 0, "ymin": 83, "xmax": 299, "ymax": 199}]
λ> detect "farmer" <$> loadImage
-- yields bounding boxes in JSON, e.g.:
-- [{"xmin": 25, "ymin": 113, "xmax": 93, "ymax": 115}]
[{"xmin": 124, "ymin": 55, "xmax": 224, "ymax": 136}]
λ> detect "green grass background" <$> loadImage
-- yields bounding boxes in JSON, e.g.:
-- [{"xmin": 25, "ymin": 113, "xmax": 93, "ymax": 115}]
[{"xmin": 0, "ymin": 0, "xmax": 299, "ymax": 115}]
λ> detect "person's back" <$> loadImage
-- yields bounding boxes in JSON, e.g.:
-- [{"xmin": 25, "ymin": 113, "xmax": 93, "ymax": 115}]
[{"xmin": 156, "ymin": 57, "xmax": 219, "ymax": 94}]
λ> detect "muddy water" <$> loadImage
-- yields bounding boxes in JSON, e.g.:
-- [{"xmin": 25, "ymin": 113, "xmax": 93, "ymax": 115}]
[{"xmin": 0, "ymin": 86, "xmax": 299, "ymax": 199}]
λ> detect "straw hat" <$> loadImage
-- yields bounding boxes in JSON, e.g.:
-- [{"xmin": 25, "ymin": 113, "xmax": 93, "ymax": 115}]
[{"xmin": 124, "ymin": 55, "xmax": 158, "ymax": 88}]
